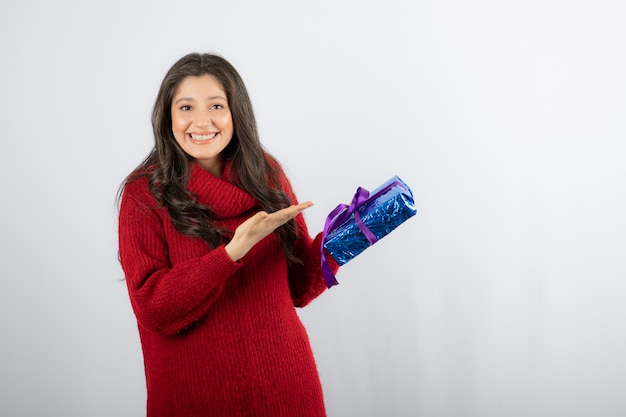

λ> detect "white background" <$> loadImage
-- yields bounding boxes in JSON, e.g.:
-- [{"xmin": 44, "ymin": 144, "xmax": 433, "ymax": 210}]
[{"xmin": 1, "ymin": 1, "xmax": 625, "ymax": 416}]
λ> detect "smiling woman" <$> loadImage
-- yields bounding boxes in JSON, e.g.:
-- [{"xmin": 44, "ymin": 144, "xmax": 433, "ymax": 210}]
[
  {"xmin": 117, "ymin": 53, "xmax": 339, "ymax": 417},
  {"xmin": 171, "ymin": 74, "xmax": 234, "ymax": 176}
]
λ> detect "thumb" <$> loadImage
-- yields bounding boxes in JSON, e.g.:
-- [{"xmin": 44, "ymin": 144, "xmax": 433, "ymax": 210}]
[{"xmin": 249, "ymin": 211, "xmax": 269, "ymax": 226}]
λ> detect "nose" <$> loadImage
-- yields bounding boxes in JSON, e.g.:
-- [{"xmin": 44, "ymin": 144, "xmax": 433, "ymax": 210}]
[
  {"xmin": 193, "ymin": 108, "xmax": 215, "ymax": 126},
  {"xmin": 194, "ymin": 118, "xmax": 214, "ymax": 129}
]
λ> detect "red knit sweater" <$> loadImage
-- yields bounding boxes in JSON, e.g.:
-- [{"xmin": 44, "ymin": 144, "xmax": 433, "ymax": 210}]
[{"xmin": 118, "ymin": 162, "xmax": 337, "ymax": 417}]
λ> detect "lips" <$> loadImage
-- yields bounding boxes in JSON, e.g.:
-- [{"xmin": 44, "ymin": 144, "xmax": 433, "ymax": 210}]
[{"xmin": 189, "ymin": 132, "xmax": 218, "ymax": 143}]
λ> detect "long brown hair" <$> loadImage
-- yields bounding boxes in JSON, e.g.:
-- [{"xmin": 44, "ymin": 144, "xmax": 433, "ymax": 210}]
[{"xmin": 120, "ymin": 53, "xmax": 299, "ymax": 263}]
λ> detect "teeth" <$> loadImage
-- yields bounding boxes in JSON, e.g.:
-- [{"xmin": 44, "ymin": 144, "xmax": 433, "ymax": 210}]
[{"xmin": 190, "ymin": 133, "xmax": 217, "ymax": 141}]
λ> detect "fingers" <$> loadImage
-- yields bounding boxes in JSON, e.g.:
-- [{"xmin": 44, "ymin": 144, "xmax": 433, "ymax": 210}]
[
  {"xmin": 226, "ymin": 202, "xmax": 314, "ymax": 262},
  {"xmin": 246, "ymin": 202, "xmax": 312, "ymax": 227},
  {"xmin": 267, "ymin": 201, "xmax": 314, "ymax": 226},
  {"xmin": 240, "ymin": 203, "xmax": 313, "ymax": 243},
  {"xmin": 283, "ymin": 201, "xmax": 314, "ymax": 217}
]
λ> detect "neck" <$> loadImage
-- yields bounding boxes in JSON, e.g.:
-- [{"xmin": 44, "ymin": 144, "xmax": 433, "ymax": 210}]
[{"xmin": 197, "ymin": 157, "xmax": 224, "ymax": 178}]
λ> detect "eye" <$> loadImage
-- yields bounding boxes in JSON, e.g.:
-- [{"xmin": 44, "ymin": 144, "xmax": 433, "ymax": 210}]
[
  {"xmin": 211, "ymin": 104, "xmax": 224, "ymax": 110},
  {"xmin": 179, "ymin": 105, "xmax": 191, "ymax": 111}
]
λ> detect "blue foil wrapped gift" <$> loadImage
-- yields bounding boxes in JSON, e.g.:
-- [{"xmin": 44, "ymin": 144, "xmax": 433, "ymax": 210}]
[{"xmin": 321, "ymin": 175, "xmax": 417, "ymax": 288}]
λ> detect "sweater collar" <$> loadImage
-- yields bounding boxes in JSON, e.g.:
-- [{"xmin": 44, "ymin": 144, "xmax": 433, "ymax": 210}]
[{"xmin": 187, "ymin": 161, "xmax": 258, "ymax": 218}]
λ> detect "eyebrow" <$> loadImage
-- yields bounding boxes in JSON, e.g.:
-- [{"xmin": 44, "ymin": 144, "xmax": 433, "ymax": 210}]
[{"xmin": 174, "ymin": 96, "xmax": 227, "ymax": 104}]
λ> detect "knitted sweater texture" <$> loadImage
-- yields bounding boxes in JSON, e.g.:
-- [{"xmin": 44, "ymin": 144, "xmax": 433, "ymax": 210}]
[{"xmin": 118, "ymin": 162, "xmax": 336, "ymax": 417}]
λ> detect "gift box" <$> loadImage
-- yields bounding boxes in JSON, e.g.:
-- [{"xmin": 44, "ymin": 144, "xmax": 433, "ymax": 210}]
[{"xmin": 321, "ymin": 175, "xmax": 417, "ymax": 287}]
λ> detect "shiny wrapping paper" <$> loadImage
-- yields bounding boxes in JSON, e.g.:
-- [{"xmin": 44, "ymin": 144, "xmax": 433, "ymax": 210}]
[{"xmin": 321, "ymin": 176, "xmax": 417, "ymax": 287}]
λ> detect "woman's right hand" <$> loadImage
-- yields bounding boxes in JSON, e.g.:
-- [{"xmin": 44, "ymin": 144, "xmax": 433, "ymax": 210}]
[{"xmin": 225, "ymin": 201, "xmax": 313, "ymax": 262}]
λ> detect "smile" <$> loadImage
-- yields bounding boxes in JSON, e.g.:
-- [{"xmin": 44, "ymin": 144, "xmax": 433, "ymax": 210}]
[{"xmin": 190, "ymin": 132, "xmax": 218, "ymax": 141}]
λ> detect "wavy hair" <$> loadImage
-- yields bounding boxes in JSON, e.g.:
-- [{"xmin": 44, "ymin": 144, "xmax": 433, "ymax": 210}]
[{"xmin": 120, "ymin": 53, "xmax": 299, "ymax": 263}]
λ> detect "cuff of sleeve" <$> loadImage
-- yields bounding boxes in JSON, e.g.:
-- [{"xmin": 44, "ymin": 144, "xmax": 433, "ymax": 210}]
[{"xmin": 199, "ymin": 244, "xmax": 244, "ymax": 278}]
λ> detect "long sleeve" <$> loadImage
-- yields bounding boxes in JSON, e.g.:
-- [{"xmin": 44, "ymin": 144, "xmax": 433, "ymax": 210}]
[
  {"xmin": 288, "ymin": 227, "xmax": 339, "ymax": 307},
  {"xmin": 277, "ymin": 172, "xmax": 339, "ymax": 306},
  {"xmin": 118, "ymin": 179, "xmax": 242, "ymax": 335}
]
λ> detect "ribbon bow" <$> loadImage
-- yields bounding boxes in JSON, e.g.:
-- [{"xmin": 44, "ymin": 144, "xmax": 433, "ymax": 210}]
[{"xmin": 321, "ymin": 186, "xmax": 379, "ymax": 288}]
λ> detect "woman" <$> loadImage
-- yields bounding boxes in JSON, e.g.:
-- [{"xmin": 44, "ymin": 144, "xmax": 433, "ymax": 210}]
[{"xmin": 118, "ymin": 53, "xmax": 338, "ymax": 417}]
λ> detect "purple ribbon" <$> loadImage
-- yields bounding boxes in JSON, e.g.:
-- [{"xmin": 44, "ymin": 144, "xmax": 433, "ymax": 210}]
[{"xmin": 321, "ymin": 186, "xmax": 379, "ymax": 288}]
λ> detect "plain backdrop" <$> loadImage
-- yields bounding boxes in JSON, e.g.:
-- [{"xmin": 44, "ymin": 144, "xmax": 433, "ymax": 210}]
[{"xmin": 1, "ymin": 1, "xmax": 625, "ymax": 416}]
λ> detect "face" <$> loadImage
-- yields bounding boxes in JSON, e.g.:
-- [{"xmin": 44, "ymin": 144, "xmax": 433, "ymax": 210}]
[{"xmin": 171, "ymin": 74, "xmax": 234, "ymax": 176}]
